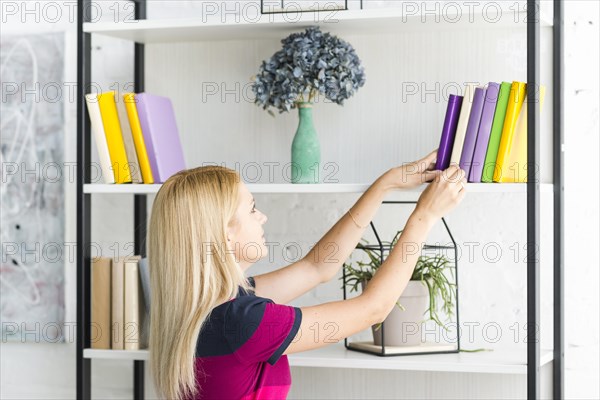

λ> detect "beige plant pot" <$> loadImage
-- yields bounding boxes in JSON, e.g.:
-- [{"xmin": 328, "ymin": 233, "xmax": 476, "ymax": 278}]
[{"xmin": 361, "ymin": 279, "xmax": 429, "ymax": 347}]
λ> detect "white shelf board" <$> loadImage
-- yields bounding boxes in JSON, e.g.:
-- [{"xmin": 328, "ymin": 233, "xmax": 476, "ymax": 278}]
[
  {"xmin": 83, "ymin": 183, "xmax": 369, "ymax": 194},
  {"xmin": 84, "ymin": 348, "xmax": 149, "ymax": 361},
  {"xmin": 83, "ymin": 9, "xmax": 551, "ymax": 43},
  {"xmin": 288, "ymin": 342, "xmax": 553, "ymax": 375},
  {"xmin": 83, "ymin": 343, "xmax": 552, "ymax": 374},
  {"xmin": 84, "ymin": 184, "xmax": 160, "ymax": 194},
  {"xmin": 83, "ymin": 183, "xmax": 553, "ymax": 195}
]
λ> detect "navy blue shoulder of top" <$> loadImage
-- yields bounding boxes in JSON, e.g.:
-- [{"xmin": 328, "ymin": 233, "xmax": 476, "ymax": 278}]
[{"xmin": 195, "ymin": 277, "xmax": 260, "ymax": 357}]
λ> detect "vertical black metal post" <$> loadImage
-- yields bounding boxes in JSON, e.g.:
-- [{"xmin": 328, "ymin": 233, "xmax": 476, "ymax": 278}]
[
  {"xmin": 527, "ymin": 0, "xmax": 541, "ymax": 398},
  {"xmin": 77, "ymin": 0, "xmax": 92, "ymax": 398},
  {"xmin": 133, "ymin": 1, "xmax": 147, "ymax": 399},
  {"xmin": 553, "ymin": 0, "xmax": 565, "ymax": 398}
]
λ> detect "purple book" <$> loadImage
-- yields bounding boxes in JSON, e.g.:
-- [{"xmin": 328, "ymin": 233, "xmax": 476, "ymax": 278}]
[
  {"xmin": 435, "ymin": 94, "xmax": 464, "ymax": 170},
  {"xmin": 135, "ymin": 93, "xmax": 186, "ymax": 183},
  {"xmin": 469, "ymin": 82, "xmax": 500, "ymax": 182},
  {"xmin": 459, "ymin": 87, "xmax": 486, "ymax": 177}
]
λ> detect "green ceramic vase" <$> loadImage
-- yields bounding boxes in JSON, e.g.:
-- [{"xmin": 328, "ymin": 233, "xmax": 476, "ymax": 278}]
[{"xmin": 291, "ymin": 102, "xmax": 320, "ymax": 184}]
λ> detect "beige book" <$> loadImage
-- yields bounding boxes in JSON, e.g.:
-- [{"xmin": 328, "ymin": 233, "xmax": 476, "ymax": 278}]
[
  {"xmin": 124, "ymin": 258, "xmax": 146, "ymax": 350},
  {"xmin": 450, "ymin": 83, "xmax": 478, "ymax": 166},
  {"xmin": 91, "ymin": 257, "xmax": 112, "ymax": 349},
  {"xmin": 111, "ymin": 256, "xmax": 141, "ymax": 349}
]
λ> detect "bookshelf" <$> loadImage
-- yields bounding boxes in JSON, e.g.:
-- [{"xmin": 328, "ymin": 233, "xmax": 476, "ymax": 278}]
[{"xmin": 76, "ymin": 1, "xmax": 564, "ymax": 399}]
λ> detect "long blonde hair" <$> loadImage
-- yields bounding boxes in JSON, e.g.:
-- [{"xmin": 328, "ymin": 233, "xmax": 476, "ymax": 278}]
[{"xmin": 148, "ymin": 166, "xmax": 254, "ymax": 400}]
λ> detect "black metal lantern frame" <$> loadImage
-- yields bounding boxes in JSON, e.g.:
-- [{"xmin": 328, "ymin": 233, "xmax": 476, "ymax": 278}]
[
  {"xmin": 261, "ymin": 0, "xmax": 352, "ymax": 14},
  {"xmin": 342, "ymin": 201, "xmax": 461, "ymax": 357}
]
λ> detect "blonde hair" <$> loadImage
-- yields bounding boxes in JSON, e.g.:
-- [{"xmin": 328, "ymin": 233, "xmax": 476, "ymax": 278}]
[{"xmin": 148, "ymin": 166, "xmax": 254, "ymax": 400}]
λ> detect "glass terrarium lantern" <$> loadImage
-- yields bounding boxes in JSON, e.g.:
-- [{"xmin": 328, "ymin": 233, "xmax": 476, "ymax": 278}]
[{"xmin": 342, "ymin": 201, "xmax": 460, "ymax": 356}]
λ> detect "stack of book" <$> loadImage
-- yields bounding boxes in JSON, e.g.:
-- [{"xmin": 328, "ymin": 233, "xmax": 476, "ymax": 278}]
[
  {"xmin": 85, "ymin": 92, "xmax": 186, "ymax": 184},
  {"xmin": 90, "ymin": 256, "xmax": 151, "ymax": 350},
  {"xmin": 435, "ymin": 81, "xmax": 546, "ymax": 183}
]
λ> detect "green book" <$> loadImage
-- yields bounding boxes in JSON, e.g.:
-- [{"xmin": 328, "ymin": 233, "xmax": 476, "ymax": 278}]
[{"xmin": 481, "ymin": 82, "xmax": 512, "ymax": 182}]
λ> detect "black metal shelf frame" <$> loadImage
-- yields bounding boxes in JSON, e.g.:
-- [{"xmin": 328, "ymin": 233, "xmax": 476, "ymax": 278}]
[
  {"xmin": 76, "ymin": 0, "xmax": 564, "ymax": 398},
  {"xmin": 77, "ymin": 1, "xmax": 146, "ymax": 398}
]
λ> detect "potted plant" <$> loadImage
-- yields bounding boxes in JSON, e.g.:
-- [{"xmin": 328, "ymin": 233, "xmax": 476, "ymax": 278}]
[
  {"xmin": 252, "ymin": 26, "xmax": 366, "ymax": 184},
  {"xmin": 342, "ymin": 230, "xmax": 457, "ymax": 347}
]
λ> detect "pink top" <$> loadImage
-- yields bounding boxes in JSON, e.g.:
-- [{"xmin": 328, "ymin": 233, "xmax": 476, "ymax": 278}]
[{"xmin": 189, "ymin": 277, "xmax": 303, "ymax": 399}]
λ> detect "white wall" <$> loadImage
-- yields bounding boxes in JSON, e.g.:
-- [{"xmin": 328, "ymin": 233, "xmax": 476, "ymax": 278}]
[
  {"xmin": 0, "ymin": 1, "xmax": 597, "ymax": 399},
  {"xmin": 561, "ymin": 1, "xmax": 600, "ymax": 394}
]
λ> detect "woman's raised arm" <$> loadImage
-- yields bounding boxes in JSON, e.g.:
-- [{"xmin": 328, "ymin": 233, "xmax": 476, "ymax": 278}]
[
  {"xmin": 284, "ymin": 164, "xmax": 466, "ymax": 355},
  {"xmin": 305, "ymin": 150, "xmax": 442, "ymax": 283}
]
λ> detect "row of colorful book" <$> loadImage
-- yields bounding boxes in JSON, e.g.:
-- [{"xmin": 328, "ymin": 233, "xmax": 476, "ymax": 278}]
[
  {"xmin": 91, "ymin": 256, "xmax": 150, "ymax": 350},
  {"xmin": 85, "ymin": 92, "xmax": 186, "ymax": 184},
  {"xmin": 435, "ymin": 81, "xmax": 546, "ymax": 183}
]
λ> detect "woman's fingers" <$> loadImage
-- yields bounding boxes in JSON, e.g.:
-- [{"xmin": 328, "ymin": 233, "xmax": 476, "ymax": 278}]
[
  {"xmin": 446, "ymin": 164, "xmax": 460, "ymax": 178},
  {"xmin": 458, "ymin": 177, "xmax": 468, "ymax": 196},
  {"xmin": 445, "ymin": 164, "xmax": 466, "ymax": 185},
  {"xmin": 416, "ymin": 163, "xmax": 467, "ymax": 221},
  {"xmin": 423, "ymin": 169, "xmax": 443, "ymax": 183},
  {"xmin": 424, "ymin": 149, "xmax": 438, "ymax": 167},
  {"xmin": 416, "ymin": 149, "xmax": 438, "ymax": 172},
  {"xmin": 458, "ymin": 176, "xmax": 468, "ymax": 192}
]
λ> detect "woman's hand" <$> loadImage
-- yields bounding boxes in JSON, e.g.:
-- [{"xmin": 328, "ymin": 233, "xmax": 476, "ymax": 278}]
[
  {"xmin": 415, "ymin": 164, "xmax": 467, "ymax": 222},
  {"xmin": 379, "ymin": 149, "xmax": 443, "ymax": 190}
]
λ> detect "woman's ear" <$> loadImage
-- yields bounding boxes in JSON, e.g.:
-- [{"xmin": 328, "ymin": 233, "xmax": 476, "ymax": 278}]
[
  {"xmin": 226, "ymin": 212, "xmax": 240, "ymax": 245},
  {"xmin": 224, "ymin": 230, "xmax": 233, "ymax": 252},
  {"xmin": 226, "ymin": 223, "xmax": 236, "ymax": 243}
]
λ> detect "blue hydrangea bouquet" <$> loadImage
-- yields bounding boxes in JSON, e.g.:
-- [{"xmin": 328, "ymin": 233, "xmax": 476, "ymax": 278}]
[
  {"xmin": 252, "ymin": 26, "xmax": 366, "ymax": 183},
  {"xmin": 253, "ymin": 26, "xmax": 366, "ymax": 113}
]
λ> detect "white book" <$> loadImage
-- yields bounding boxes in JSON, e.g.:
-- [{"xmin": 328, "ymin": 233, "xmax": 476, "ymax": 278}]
[
  {"xmin": 111, "ymin": 257, "xmax": 126, "ymax": 350},
  {"xmin": 85, "ymin": 94, "xmax": 115, "ymax": 184},
  {"xmin": 124, "ymin": 258, "xmax": 145, "ymax": 350},
  {"xmin": 116, "ymin": 97, "xmax": 143, "ymax": 183},
  {"xmin": 111, "ymin": 256, "xmax": 141, "ymax": 350},
  {"xmin": 449, "ymin": 83, "xmax": 477, "ymax": 166}
]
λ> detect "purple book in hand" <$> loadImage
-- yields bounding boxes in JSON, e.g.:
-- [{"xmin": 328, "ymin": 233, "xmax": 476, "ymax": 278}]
[
  {"xmin": 134, "ymin": 93, "xmax": 186, "ymax": 183},
  {"xmin": 435, "ymin": 94, "xmax": 464, "ymax": 171}
]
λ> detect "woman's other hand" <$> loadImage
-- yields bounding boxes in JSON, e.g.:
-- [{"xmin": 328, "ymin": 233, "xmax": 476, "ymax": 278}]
[
  {"xmin": 380, "ymin": 149, "xmax": 442, "ymax": 190},
  {"xmin": 414, "ymin": 164, "xmax": 467, "ymax": 222}
]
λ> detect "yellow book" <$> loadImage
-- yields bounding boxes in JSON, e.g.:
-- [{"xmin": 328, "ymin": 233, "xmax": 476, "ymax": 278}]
[
  {"xmin": 493, "ymin": 82, "xmax": 527, "ymax": 182},
  {"xmin": 498, "ymin": 86, "xmax": 547, "ymax": 183},
  {"xmin": 123, "ymin": 93, "xmax": 154, "ymax": 184},
  {"xmin": 98, "ymin": 91, "xmax": 132, "ymax": 184}
]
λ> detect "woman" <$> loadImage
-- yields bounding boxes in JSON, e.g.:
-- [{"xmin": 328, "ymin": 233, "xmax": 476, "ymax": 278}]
[{"xmin": 148, "ymin": 150, "xmax": 467, "ymax": 400}]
